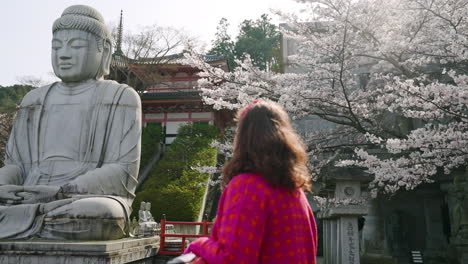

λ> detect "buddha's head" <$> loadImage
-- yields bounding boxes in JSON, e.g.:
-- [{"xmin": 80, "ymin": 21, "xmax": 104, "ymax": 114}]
[{"xmin": 52, "ymin": 5, "xmax": 112, "ymax": 83}]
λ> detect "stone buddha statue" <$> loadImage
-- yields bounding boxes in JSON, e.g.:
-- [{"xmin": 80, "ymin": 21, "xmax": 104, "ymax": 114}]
[
  {"xmin": 0, "ymin": 5, "xmax": 141, "ymax": 240},
  {"xmin": 138, "ymin": 201, "xmax": 158, "ymax": 237}
]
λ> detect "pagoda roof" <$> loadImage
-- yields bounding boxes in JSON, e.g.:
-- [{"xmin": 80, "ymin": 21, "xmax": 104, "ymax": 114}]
[
  {"xmin": 132, "ymin": 53, "xmax": 224, "ymax": 65},
  {"xmin": 111, "ymin": 52, "xmax": 225, "ymax": 68}
]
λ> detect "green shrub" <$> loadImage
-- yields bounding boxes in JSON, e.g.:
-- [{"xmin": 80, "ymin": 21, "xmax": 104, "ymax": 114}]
[
  {"xmin": 139, "ymin": 125, "xmax": 163, "ymax": 170},
  {"xmin": 0, "ymin": 85, "xmax": 34, "ymax": 112},
  {"xmin": 132, "ymin": 124, "xmax": 218, "ymax": 221}
]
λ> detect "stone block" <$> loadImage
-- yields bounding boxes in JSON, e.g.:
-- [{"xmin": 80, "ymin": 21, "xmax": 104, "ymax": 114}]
[
  {"xmin": 318, "ymin": 205, "xmax": 368, "ymax": 219},
  {"xmin": 0, "ymin": 237, "xmax": 159, "ymax": 264}
]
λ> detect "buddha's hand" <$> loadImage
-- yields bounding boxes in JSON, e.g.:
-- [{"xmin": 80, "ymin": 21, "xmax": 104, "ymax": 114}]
[
  {"xmin": 18, "ymin": 185, "xmax": 61, "ymax": 204},
  {"xmin": 0, "ymin": 185, "xmax": 24, "ymax": 203}
]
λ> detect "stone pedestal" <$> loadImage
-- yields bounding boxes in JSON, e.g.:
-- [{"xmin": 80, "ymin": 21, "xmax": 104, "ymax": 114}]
[
  {"xmin": 319, "ymin": 175, "xmax": 368, "ymax": 264},
  {"xmin": 0, "ymin": 237, "xmax": 159, "ymax": 264},
  {"xmin": 322, "ymin": 216, "xmax": 362, "ymax": 264}
]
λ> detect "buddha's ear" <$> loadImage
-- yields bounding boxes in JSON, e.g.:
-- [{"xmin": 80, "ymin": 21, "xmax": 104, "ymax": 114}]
[{"xmin": 101, "ymin": 40, "xmax": 112, "ymax": 76}]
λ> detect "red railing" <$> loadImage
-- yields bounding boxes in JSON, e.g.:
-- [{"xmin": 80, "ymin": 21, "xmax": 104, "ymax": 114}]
[{"xmin": 159, "ymin": 217, "xmax": 214, "ymax": 256}]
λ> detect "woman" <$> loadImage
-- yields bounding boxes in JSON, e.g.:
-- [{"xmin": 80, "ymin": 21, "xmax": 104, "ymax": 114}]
[{"xmin": 185, "ymin": 100, "xmax": 318, "ymax": 263}]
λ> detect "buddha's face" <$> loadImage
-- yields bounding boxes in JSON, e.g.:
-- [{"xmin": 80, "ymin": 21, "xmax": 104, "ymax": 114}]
[{"xmin": 52, "ymin": 29, "xmax": 103, "ymax": 83}]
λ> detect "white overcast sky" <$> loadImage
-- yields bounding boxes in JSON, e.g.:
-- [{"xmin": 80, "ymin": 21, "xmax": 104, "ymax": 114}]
[{"xmin": 0, "ymin": 0, "xmax": 304, "ymax": 86}]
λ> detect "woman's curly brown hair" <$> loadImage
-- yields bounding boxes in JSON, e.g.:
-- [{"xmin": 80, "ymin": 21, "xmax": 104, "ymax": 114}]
[{"xmin": 222, "ymin": 100, "xmax": 311, "ymax": 191}]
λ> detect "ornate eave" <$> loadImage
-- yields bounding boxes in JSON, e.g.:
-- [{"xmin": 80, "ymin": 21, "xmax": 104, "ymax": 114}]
[
  {"xmin": 141, "ymin": 91, "xmax": 201, "ymax": 100},
  {"xmin": 142, "ymin": 101, "xmax": 212, "ymax": 114}
]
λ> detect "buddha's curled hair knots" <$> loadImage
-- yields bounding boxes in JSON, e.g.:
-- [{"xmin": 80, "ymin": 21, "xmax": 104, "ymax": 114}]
[{"xmin": 52, "ymin": 5, "xmax": 112, "ymax": 43}]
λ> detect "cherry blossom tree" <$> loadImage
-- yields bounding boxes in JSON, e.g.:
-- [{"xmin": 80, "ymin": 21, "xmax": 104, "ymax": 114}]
[{"xmin": 184, "ymin": 0, "xmax": 468, "ymax": 196}]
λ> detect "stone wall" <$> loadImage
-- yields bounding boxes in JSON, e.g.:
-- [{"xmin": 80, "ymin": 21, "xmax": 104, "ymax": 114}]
[{"xmin": 362, "ymin": 183, "xmax": 449, "ymax": 263}]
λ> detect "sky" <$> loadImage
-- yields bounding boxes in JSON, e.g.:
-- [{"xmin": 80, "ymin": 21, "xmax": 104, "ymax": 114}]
[{"xmin": 0, "ymin": 0, "xmax": 304, "ymax": 86}]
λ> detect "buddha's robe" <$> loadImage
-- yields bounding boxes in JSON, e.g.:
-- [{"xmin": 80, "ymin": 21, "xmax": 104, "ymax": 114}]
[{"xmin": 0, "ymin": 80, "xmax": 141, "ymax": 240}]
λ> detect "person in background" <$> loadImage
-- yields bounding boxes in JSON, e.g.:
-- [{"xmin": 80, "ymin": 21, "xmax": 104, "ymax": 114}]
[{"xmin": 184, "ymin": 100, "xmax": 318, "ymax": 264}]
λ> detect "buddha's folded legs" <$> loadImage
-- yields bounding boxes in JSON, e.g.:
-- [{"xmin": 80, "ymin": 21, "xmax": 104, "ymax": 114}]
[{"xmin": 37, "ymin": 197, "xmax": 127, "ymax": 240}]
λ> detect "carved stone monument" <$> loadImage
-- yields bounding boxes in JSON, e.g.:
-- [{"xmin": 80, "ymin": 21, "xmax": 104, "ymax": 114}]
[{"xmin": 0, "ymin": 5, "xmax": 142, "ymax": 241}]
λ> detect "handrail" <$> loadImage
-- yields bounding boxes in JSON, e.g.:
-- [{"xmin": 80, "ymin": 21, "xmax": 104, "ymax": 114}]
[{"xmin": 159, "ymin": 217, "xmax": 214, "ymax": 256}]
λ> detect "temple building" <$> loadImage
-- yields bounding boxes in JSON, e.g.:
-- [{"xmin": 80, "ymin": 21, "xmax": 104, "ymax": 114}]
[{"xmin": 109, "ymin": 12, "xmax": 231, "ymax": 145}]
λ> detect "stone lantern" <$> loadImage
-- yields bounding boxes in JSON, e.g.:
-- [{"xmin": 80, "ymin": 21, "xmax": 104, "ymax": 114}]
[{"xmin": 318, "ymin": 168, "xmax": 369, "ymax": 264}]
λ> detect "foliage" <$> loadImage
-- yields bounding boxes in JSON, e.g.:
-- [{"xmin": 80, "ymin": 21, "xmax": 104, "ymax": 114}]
[
  {"xmin": 209, "ymin": 18, "xmax": 236, "ymax": 70},
  {"xmin": 208, "ymin": 15, "xmax": 282, "ymax": 72},
  {"xmin": 0, "ymin": 112, "xmax": 16, "ymax": 167},
  {"xmin": 234, "ymin": 14, "xmax": 282, "ymax": 72},
  {"xmin": 184, "ymin": 0, "xmax": 468, "ymax": 197},
  {"xmin": 0, "ymin": 85, "xmax": 34, "ymax": 112},
  {"xmin": 139, "ymin": 125, "xmax": 163, "ymax": 170},
  {"xmin": 0, "ymin": 85, "xmax": 33, "ymax": 166},
  {"xmin": 132, "ymin": 124, "xmax": 218, "ymax": 221}
]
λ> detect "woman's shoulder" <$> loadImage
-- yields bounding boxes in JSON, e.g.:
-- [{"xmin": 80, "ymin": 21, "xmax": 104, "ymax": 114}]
[
  {"xmin": 230, "ymin": 172, "xmax": 268, "ymax": 186},
  {"xmin": 229, "ymin": 173, "xmax": 304, "ymax": 199},
  {"xmin": 226, "ymin": 173, "xmax": 274, "ymax": 195}
]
